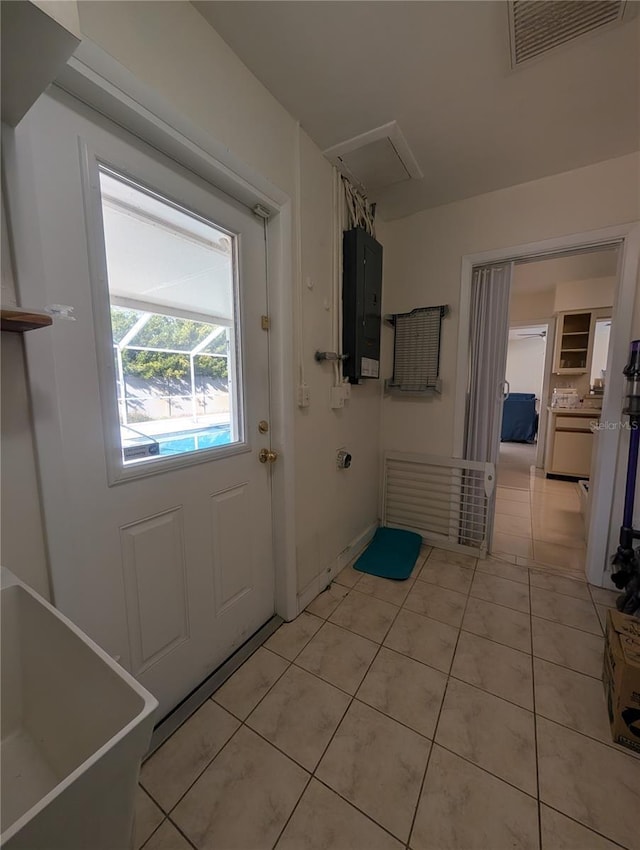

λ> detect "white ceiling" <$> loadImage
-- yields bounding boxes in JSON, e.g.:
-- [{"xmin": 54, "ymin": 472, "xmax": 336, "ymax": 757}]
[
  {"xmin": 194, "ymin": 1, "xmax": 639, "ymax": 220},
  {"xmin": 511, "ymin": 247, "xmax": 619, "ymax": 294}
]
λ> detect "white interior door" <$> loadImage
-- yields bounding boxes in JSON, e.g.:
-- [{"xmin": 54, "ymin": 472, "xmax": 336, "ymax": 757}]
[{"xmin": 6, "ymin": 88, "xmax": 275, "ymax": 717}]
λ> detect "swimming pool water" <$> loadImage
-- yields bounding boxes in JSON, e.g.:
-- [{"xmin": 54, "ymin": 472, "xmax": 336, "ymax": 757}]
[{"xmin": 157, "ymin": 426, "xmax": 232, "ymax": 456}]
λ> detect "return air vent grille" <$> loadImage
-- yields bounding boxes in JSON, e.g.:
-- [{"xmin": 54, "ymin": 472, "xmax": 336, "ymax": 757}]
[{"xmin": 509, "ymin": 1, "xmax": 625, "ymax": 66}]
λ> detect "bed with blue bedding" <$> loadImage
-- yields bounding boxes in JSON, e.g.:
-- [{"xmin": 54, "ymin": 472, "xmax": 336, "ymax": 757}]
[{"xmin": 501, "ymin": 393, "xmax": 538, "ymax": 443}]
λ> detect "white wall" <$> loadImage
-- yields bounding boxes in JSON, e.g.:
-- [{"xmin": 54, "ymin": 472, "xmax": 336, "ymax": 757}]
[
  {"xmin": 381, "ymin": 152, "xmax": 640, "ymax": 459},
  {"xmin": 31, "ymin": 0, "xmax": 81, "ymax": 38},
  {"xmin": 3, "ymin": 0, "xmax": 382, "ymax": 606},
  {"xmin": 590, "ymin": 319, "xmax": 611, "ymax": 384},
  {"xmin": 505, "ymin": 336, "xmax": 546, "ymax": 398},
  {"xmin": 508, "ymin": 276, "xmax": 616, "ymax": 324},
  {"xmin": 1, "ymin": 188, "xmax": 17, "ymax": 307},
  {"xmin": 77, "ymin": 0, "xmax": 297, "ymax": 198},
  {"xmin": 509, "ymin": 289, "xmax": 555, "ymax": 323},
  {"xmin": 554, "ymin": 277, "xmax": 616, "ymax": 313},
  {"xmin": 1, "ymin": 184, "xmax": 51, "ymax": 598},
  {"xmin": 1, "ymin": 160, "xmax": 48, "ymax": 598},
  {"xmin": 295, "ymin": 132, "xmax": 381, "ymax": 593},
  {"xmin": 1, "ymin": 335, "xmax": 51, "ymax": 598}
]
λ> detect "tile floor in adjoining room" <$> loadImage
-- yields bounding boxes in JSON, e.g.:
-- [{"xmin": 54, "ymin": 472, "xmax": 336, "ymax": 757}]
[
  {"xmin": 494, "ymin": 442, "xmax": 587, "ymax": 575},
  {"xmin": 134, "ymin": 546, "xmax": 639, "ymax": 850}
]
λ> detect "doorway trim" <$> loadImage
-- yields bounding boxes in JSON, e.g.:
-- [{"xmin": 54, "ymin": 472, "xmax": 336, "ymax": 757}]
[
  {"xmin": 51, "ymin": 40, "xmax": 298, "ymax": 620},
  {"xmin": 453, "ymin": 223, "xmax": 640, "ymax": 586}
]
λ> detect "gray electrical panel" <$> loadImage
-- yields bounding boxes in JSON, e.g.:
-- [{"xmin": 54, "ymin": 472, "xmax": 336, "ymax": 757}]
[{"xmin": 342, "ymin": 226, "xmax": 383, "ymax": 383}]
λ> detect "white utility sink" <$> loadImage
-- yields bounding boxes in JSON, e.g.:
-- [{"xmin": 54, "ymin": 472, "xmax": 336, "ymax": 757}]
[{"xmin": 1, "ymin": 568, "xmax": 158, "ymax": 849}]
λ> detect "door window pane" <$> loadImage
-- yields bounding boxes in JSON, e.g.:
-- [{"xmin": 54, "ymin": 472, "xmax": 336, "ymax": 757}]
[{"xmin": 98, "ymin": 168, "xmax": 242, "ymax": 465}]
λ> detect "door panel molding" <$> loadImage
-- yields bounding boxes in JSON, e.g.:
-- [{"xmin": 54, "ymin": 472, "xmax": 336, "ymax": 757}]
[
  {"xmin": 209, "ymin": 483, "xmax": 254, "ymax": 615},
  {"xmin": 120, "ymin": 507, "xmax": 190, "ymax": 675}
]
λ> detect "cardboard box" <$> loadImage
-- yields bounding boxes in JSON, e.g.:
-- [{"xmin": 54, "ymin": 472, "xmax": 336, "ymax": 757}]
[{"xmin": 602, "ymin": 609, "xmax": 640, "ymax": 754}]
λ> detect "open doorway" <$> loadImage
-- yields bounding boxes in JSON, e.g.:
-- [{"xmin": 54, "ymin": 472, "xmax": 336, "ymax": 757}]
[
  {"xmin": 502, "ymin": 322, "xmax": 550, "ymax": 469},
  {"xmin": 494, "ymin": 246, "xmax": 619, "ymax": 574}
]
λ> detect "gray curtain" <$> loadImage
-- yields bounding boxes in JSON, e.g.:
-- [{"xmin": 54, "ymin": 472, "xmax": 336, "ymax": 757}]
[{"xmin": 461, "ymin": 263, "xmax": 512, "ymax": 547}]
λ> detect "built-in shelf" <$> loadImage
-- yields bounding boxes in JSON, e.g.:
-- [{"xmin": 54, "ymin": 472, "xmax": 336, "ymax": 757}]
[
  {"xmin": 1, "ymin": 307, "xmax": 53, "ymax": 333},
  {"xmin": 553, "ymin": 310, "xmax": 593, "ymax": 374}
]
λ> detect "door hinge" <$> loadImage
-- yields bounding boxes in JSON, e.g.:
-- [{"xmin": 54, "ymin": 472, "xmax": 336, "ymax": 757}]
[{"xmin": 261, "ymin": 315, "xmax": 271, "ymax": 331}]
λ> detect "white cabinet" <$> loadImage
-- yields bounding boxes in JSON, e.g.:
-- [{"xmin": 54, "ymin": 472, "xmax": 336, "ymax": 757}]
[
  {"xmin": 552, "ymin": 311, "xmax": 594, "ymax": 375},
  {"xmin": 551, "ymin": 431, "xmax": 593, "ymax": 478},
  {"xmin": 545, "ymin": 410, "xmax": 598, "ymax": 479}
]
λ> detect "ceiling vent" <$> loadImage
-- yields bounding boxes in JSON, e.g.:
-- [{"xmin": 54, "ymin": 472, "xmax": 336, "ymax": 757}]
[
  {"xmin": 323, "ymin": 121, "xmax": 422, "ymax": 194},
  {"xmin": 509, "ymin": 0, "xmax": 627, "ymax": 67}
]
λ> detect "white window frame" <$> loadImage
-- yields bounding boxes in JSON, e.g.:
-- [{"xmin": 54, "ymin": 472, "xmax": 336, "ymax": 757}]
[{"xmin": 81, "ymin": 147, "xmax": 251, "ymax": 485}]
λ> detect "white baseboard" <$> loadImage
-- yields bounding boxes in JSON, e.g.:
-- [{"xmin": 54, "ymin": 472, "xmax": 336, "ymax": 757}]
[{"xmin": 296, "ymin": 522, "xmax": 378, "ymax": 614}]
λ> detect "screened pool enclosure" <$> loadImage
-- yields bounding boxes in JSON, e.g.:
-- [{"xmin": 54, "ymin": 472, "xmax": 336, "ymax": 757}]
[{"xmin": 111, "ymin": 307, "xmax": 235, "ymax": 461}]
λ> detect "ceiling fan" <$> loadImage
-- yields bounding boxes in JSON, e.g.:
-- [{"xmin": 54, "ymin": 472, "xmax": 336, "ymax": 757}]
[{"xmin": 515, "ymin": 329, "xmax": 546, "ymax": 339}]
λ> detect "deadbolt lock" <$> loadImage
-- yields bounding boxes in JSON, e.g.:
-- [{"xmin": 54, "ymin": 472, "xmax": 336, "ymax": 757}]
[
  {"xmin": 259, "ymin": 448, "xmax": 278, "ymax": 464},
  {"xmin": 258, "ymin": 420, "xmax": 269, "ymax": 434}
]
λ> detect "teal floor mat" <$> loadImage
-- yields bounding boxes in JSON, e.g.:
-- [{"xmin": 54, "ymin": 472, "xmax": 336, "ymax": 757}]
[{"xmin": 354, "ymin": 527, "xmax": 422, "ymax": 581}]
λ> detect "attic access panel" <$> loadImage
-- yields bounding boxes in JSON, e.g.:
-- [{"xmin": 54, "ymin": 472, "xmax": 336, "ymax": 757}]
[{"xmin": 324, "ymin": 121, "xmax": 423, "ymax": 195}]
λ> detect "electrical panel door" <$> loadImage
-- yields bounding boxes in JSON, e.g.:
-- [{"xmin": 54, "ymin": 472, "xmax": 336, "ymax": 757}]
[{"xmin": 342, "ymin": 226, "xmax": 383, "ymax": 383}]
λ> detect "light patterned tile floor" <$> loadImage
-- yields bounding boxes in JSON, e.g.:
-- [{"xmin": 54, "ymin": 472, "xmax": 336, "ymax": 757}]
[
  {"xmin": 494, "ymin": 442, "xmax": 588, "ymax": 575},
  {"xmin": 135, "ymin": 545, "xmax": 639, "ymax": 850}
]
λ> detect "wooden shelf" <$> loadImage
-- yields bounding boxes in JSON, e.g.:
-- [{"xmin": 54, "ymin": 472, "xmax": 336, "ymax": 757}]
[{"xmin": 1, "ymin": 307, "xmax": 52, "ymax": 333}]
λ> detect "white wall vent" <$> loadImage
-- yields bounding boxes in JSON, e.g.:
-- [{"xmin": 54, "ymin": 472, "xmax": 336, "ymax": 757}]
[
  {"xmin": 509, "ymin": 1, "xmax": 627, "ymax": 67},
  {"xmin": 324, "ymin": 121, "xmax": 422, "ymax": 194}
]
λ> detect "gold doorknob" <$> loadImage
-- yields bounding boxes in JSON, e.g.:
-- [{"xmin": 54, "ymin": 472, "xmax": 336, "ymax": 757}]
[{"xmin": 259, "ymin": 448, "xmax": 278, "ymax": 464}]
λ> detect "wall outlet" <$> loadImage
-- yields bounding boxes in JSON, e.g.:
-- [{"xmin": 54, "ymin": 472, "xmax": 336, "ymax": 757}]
[
  {"xmin": 297, "ymin": 383, "xmax": 310, "ymax": 408},
  {"xmin": 330, "ymin": 386, "xmax": 344, "ymax": 409},
  {"xmin": 342, "ymin": 382, "xmax": 351, "ymax": 400}
]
